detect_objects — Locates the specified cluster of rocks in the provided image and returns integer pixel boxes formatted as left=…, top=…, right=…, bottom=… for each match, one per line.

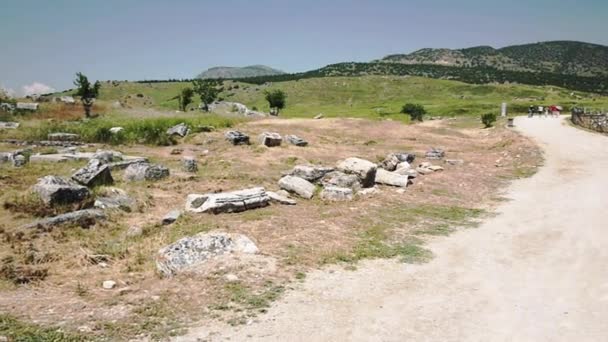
left=225, top=130, right=308, bottom=147
left=0, top=148, right=30, bottom=168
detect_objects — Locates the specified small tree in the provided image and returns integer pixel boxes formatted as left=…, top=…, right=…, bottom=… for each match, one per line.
left=74, top=72, right=101, bottom=118
left=177, top=87, right=194, bottom=111
left=401, top=103, right=426, bottom=122
left=481, top=113, right=497, bottom=128
left=264, top=90, right=286, bottom=115
left=192, top=79, right=223, bottom=111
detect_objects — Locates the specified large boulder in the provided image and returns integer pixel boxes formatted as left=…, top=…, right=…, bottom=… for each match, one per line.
left=156, top=232, right=258, bottom=277
left=320, top=171, right=361, bottom=191
left=186, top=187, right=270, bottom=214
left=72, top=159, right=113, bottom=187
left=336, top=157, right=377, bottom=188
left=166, top=123, right=190, bottom=137
left=258, top=132, right=282, bottom=147
left=278, top=176, right=315, bottom=199
left=32, top=176, right=90, bottom=206
left=375, top=169, right=409, bottom=187
left=288, top=165, right=334, bottom=183
left=124, top=163, right=169, bottom=182
left=224, top=131, right=250, bottom=145
left=320, top=186, right=353, bottom=201
left=285, top=135, right=308, bottom=147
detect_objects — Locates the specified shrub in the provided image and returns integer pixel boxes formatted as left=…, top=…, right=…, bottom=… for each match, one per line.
left=481, top=113, right=497, bottom=128
left=264, top=90, right=287, bottom=114
left=400, top=103, right=426, bottom=121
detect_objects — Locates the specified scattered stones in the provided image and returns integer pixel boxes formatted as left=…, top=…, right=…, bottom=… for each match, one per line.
left=445, top=159, right=464, bottom=166
left=124, top=163, right=170, bottom=182
left=379, top=153, right=416, bottom=171
left=12, top=154, right=26, bottom=167
left=313, top=113, right=324, bottom=119
left=267, top=191, right=297, bottom=205
left=32, top=176, right=90, bottom=206
left=47, top=133, right=80, bottom=141
left=162, top=210, right=181, bottom=225
left=156, top=232, right=259, bottom=277
left=21, top=209, right=106, bottom=229
left=225, top=131, right=250, bottom=145
left=320, top=186, right=353, bottom=201
left=186, top=187, right=270, bottom=214
left=182, top=156, right=198, bottom=173
left=288, top=165, right=334, bottom=182
left=320, top=171, right=361, bottom=191
left=94, top=187, right=136, bottom=212
left=336, top=157, right=377, bottom=188
left=278, top=176, right=315, bottom=199
left=102, top=280, right=117, bottom=289
left=358, top=186, right=380, bottom=196
left=109, top=127, right=124, bottom=134
left=166, top=123, right=190, bottom=137
left=286, top=135, right=308, bottom=147
left=72, top=159, right=114, bottom=187
left=375, top=169, right=409, bottom=187
left=425, top=148, right=445, bottom=160
left=0, top=121, right=19, bottom=129
left=258, top=132, right=282, bottom=147
left=92, top=150, right=122, bottom=163
left=416, top=162, right=442, bottom=174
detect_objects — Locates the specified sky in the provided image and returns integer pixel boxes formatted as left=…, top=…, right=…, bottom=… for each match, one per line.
left=1, top=0, right=607, bottom=95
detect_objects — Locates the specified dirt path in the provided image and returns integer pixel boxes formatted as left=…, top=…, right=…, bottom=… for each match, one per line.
left=177, top=117, right=608, bottom=342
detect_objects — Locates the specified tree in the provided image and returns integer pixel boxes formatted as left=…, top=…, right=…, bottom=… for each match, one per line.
left=400, top=103, right=426, bottom=122
left=74, top=72, right=101, bottom=118
left=481, top=113, right=497, bottom=128
left=192, top=79, right=223, bottom=111
left=176, top=87, right=194, bottom=111
left=264, top=89, right=286, bottom=115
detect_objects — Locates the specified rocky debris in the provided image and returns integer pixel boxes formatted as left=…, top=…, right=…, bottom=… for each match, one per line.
left=225, top=131, right=250, bottom=145
left=287, top=165, right=334, bottom=183
left=267, top=191, right=297, bottom=205
left=102, top=280, right=117, bottom=289
left=258, top=132, right=282, bottom=147
left=108, top=158, right=148, bottom=170
left=336, top=157, right=377, bottom=188
left=166, top=123, right=190, bottom=137
left=94, top=188, right=136, bottom=212
left=92, top=150, right=122, bottom=163
left=126, top=225, right=143, bottom=237
left=48, top=133, right=80, bottom=141
left=425, top=148, right=445, bottom=160
left=313, top=113, right=324, bottom=119
left=162, top=210, right=181, bottom=225
left=21, top=209, right=106, bottom=229
left=428, top=165, right=444, bottom=171
left=32, top=176, right=90, bottom=206
left=124, top=163, right=169, bottom=182
left=0, top=152, right=11, bottom=163
left=286, top=135, right=308, bottom=147
left=1, top=139, right=84, bottom=147
left=320, top=171, right=361, bottom=191
left=375, top=169, right=409, bottom=187
left=445, top=159, right=464, bottom=166
left=278, top=176, right=315, bottom=199
left=416, top=166, right=434, bottom=175
left=72, top=159, right=113, bottom=187
left=109, top=127, right=124, bottom=134
left=0, top=122, right=19, bottom=129
left=358, top=186, right=380, bottom=196
left=12, top=155, right=26, bottom=167
left=320, top=186, right=353, bottom=201
left=182, top=156, right=198, bottom=173
left=379, top=153, right=416, bottom=171
left=186, top=187, right=270, bottom=214
left=416, top=162, right=443, bottom=174
left=156, top=232, right=259, bottom=277
left=170, top=148, right=183, bottom=155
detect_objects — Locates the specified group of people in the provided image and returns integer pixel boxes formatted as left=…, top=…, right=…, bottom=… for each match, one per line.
left=528, top=105, right=562, bottom=118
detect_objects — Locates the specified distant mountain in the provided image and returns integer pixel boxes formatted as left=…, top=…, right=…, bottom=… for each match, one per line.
left=380, top=41, right=608, bottom=77
left=197, top=65, right=286, bottom=79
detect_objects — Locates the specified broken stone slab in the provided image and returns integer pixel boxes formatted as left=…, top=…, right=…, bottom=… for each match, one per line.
left=32, top=175, right=90, bottom=206
left=107, top=158, right=148, bottom=170
left=428, top=165, right=444, bottom=171
left=109, top=127, right=124, bottom=134
left=320, top=171, right=361, bottom=191
left=185, top=187, right=270, bottom=214
left=156, top=232, right=258, bottom=277
left=12, top=155, right=26, bottom=167
left=375, top=169, right=409, bottom=187
left=94, top=187, right=136, bottom=212
left=167, top=123, right=190, bottom=137
left=0, top=152, right=12, bottom=163
left=285, top=135, right=308, bottom=147
left=287, top=165, right=334, bottom=183
left=379, top=153, right=416, bottom=171
left=320, top=186, right=353, bottom=201
left=0, top=122, right=20, bottom=129
left=124, top=163, right=170, bottom=182
left=224, top=131, right=250, bottom=145
left=313, top=113, right=324, bottom=119
left=267, top=191, right=297, bottom=205
left=48, top=133, right=80, bottom=141
left=278, top=176, right=315, bottom=199
left=92, top=150, right=123, bottom=163
left=162, top=210, right=181, bottom=225
left=416, top=167, right=434, bottom=175
left=336, top=157, right=377, bottom=188
left=425, top=148, right=445, bottom=160
left=72, top=159, right=114, bottom=187
left=21, top=209, right=106, bottom=229
left=396, top=168, right=418, bottom=178
left=445, top=159, right=464, bottom=166
left=258, top=132, right=282, bottom=147
left=182, top=156, right=198, bottom=173
left=29, top=154, right=70, bottom=163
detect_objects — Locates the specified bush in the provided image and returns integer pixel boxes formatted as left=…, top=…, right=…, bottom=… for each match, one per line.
left=401, top=103, right=426, bottom=121
left=481, top=113, right=497, bottom=128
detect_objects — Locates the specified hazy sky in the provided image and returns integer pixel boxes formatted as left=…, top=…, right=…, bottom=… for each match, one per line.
left=1, top=0, right=607, bottom=95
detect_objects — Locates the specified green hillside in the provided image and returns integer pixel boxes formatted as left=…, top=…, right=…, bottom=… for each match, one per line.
left=197, top=65, right=285, bottom=79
